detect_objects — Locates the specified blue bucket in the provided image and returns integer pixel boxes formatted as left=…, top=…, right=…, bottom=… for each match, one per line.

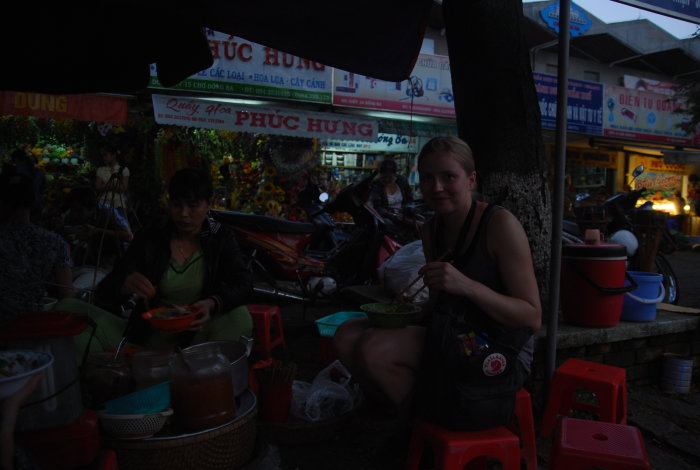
left=621, top=271, right=665, bottom=322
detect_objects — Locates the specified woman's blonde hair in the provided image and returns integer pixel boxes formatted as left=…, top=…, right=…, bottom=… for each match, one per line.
left=417, top=136, right=475, bottom=174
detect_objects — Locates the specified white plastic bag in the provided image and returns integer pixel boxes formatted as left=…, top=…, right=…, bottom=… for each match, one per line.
left=377, top=240, right=428, bottom=303
left=290, top=360, right=358, bottom=422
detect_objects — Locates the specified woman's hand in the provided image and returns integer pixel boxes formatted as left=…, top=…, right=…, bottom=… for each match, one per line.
left=120, top=272, right=156, bottom=299
left=189, top=299, right=216, bottom=331
left=419, top=261, right=472, bottom=298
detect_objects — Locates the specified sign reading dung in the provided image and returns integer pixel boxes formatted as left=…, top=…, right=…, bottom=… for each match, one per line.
left=534, top=73, right=603, bottom=135
left=603, top=85, right=692, bottom=145
left=332, top=54, right=455, bottom=118
left=150, top=30, right=333, bottom=104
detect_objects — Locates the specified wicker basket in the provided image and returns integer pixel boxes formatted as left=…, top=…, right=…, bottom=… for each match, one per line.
left=105, top=390, right=257, bottom=470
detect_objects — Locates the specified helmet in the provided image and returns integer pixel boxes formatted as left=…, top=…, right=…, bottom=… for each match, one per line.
left=608, top=230, right=638, bottom=257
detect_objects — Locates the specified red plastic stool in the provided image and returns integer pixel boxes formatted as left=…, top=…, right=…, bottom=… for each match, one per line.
left=550, top=417, right=651, bottom=469
left=540, top=358, right=627, bottom=438
left=248, top=304, right=286, bottom=358
left=509, top=389, right=538, bottom=470
left=319, top=336, right=336, bottom=365
left=97, top=449, right=120, bottom=470
left=405, top=421, right=521, bottom=470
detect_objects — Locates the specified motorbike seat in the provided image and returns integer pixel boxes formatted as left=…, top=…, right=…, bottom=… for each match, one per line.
left=563, top=219, right=582, bottom=237
left=212, top=210, right=317, bottom=234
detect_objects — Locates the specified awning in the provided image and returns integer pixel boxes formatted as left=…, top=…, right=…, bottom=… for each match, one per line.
left=0, top=1, right=433, bottom=94
left=0, top=91, right=128, bottom=125
left=152, top=94, right=378, bottom=141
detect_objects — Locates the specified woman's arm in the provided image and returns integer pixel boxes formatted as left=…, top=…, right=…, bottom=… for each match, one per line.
left=53, top=265, right=75, bottom=299
left=94, top=171, right=106, bottom=191
left=419, top=210, right=541, bottom=331
left=1, top=374, right=44, bottom=470
left=119, top=172, right=129, bottom=195
left=369, top=180, right=390, bottom=217
left=204, top=228, right=252, bottom=313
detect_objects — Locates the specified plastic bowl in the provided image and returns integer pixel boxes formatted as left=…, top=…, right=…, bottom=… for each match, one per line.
left=142, top=305, right=202, bottom=333
left=98, top=408, right=173, bottom=439
left=360, top=303, right=422, bottom=329
left=0, top=350, right=54, bottom=400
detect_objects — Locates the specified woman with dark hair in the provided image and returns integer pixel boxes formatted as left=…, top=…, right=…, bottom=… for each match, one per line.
left=94, top=142, right=130, bottom=230
left=370, top=158, right=413, bottom=221
left=0, top=167, right=73, bottom=321
left=61, top=166, right=253, bottom=354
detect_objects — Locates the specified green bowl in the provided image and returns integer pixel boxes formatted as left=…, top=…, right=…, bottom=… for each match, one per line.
left=359, top=303, right=422, bottom=329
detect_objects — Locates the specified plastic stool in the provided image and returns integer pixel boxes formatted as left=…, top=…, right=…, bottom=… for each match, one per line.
left=405, top=421, right=521, bottom=470
left=248, top=304, right=286, bottom=358
left=97, top=450, right=119, bottom=470
left=509, top=389, right=538, bottom=470
left=540, top=358, right=627, bottom=438
left=550, top=417, right=651, bottom=469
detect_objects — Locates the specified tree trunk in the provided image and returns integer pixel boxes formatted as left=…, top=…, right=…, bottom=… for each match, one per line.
left=443, top=0, right=552, bottom=311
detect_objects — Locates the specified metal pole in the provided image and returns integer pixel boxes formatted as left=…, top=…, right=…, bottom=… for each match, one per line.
left=546, top=0, right=571, bottom=384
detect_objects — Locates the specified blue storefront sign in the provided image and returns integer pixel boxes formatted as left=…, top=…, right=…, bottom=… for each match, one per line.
left=534, top=72, right=604, bottom=135
left=616, top=1, right=700, bottom=24
left=540, top=1, right=593, bottom=36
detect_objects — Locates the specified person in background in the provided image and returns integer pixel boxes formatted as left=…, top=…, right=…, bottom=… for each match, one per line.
left=59, top=166, right=253, bottom=355
left=0, top=167, right=74, bottom=322
left=370, top=158, right=419, bottom=243
left=11, top=148, right=46, bottom=220
left=61, top=186, right=133, bottom=267
left=94, top=142, right=130, bottom=230
left=370, top=158, right=413, bottom=222
left=334, top=136, right=541, bottom=431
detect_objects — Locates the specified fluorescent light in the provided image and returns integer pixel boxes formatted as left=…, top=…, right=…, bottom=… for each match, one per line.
left=359, top=111, right=437, bottom=123
left=196, top=97, right=272, bottom=106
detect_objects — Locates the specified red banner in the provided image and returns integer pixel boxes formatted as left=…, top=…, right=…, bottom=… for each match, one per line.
left=0, top=91, right=127, bottom=124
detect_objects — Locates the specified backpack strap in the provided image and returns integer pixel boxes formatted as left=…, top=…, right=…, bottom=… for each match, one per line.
left=453, top=204, right=498, bottom=268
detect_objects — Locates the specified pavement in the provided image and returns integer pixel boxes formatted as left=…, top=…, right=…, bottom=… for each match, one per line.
left=243, top=250, right=700, bottom=470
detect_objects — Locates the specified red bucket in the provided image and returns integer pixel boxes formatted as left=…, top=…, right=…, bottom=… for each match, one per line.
left=561, top=243, right=630, bottom=328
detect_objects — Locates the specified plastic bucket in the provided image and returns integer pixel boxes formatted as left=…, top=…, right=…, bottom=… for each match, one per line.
left=661, top=353, right=693, bottom=393
left=561, top=243, right=633, bottom=328
left=621, top=271, right=665, bottom=322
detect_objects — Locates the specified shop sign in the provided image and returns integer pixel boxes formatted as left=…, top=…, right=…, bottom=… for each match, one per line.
left=632, top=154, right=687, bottom=176
left=150, top=30, right=332, bottom=104
left=321, top=133, right=418, bottom=153
left=623, top=75, right=676, bottom=96
left=152, top=94, right=377, bottom=141
left=332, top=53, right=455, bottom=118
left=0, top=91, right=127, bottom=125
left=615, top=1, right=700, bottom=24
left=540, top=1, right=592, bottom=37
left=663, top=150, right=700, bottom=165
left=534, top=73, right=603, bottom=135
left=378, top=119, right=458, bottom=138
left=603, top=85, right=692, bottom=145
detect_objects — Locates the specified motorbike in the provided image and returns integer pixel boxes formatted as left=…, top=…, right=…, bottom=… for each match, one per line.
left=212, top=171, right=403, bottom=302
left=563, top=166, right=680, bottom=304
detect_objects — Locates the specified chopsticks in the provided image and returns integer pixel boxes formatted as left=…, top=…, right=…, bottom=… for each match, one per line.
left=395, top=249, right=452, bottom=303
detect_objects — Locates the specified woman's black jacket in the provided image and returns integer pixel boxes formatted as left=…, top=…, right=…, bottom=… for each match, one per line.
left=95, top=217, right=252, bottom=314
